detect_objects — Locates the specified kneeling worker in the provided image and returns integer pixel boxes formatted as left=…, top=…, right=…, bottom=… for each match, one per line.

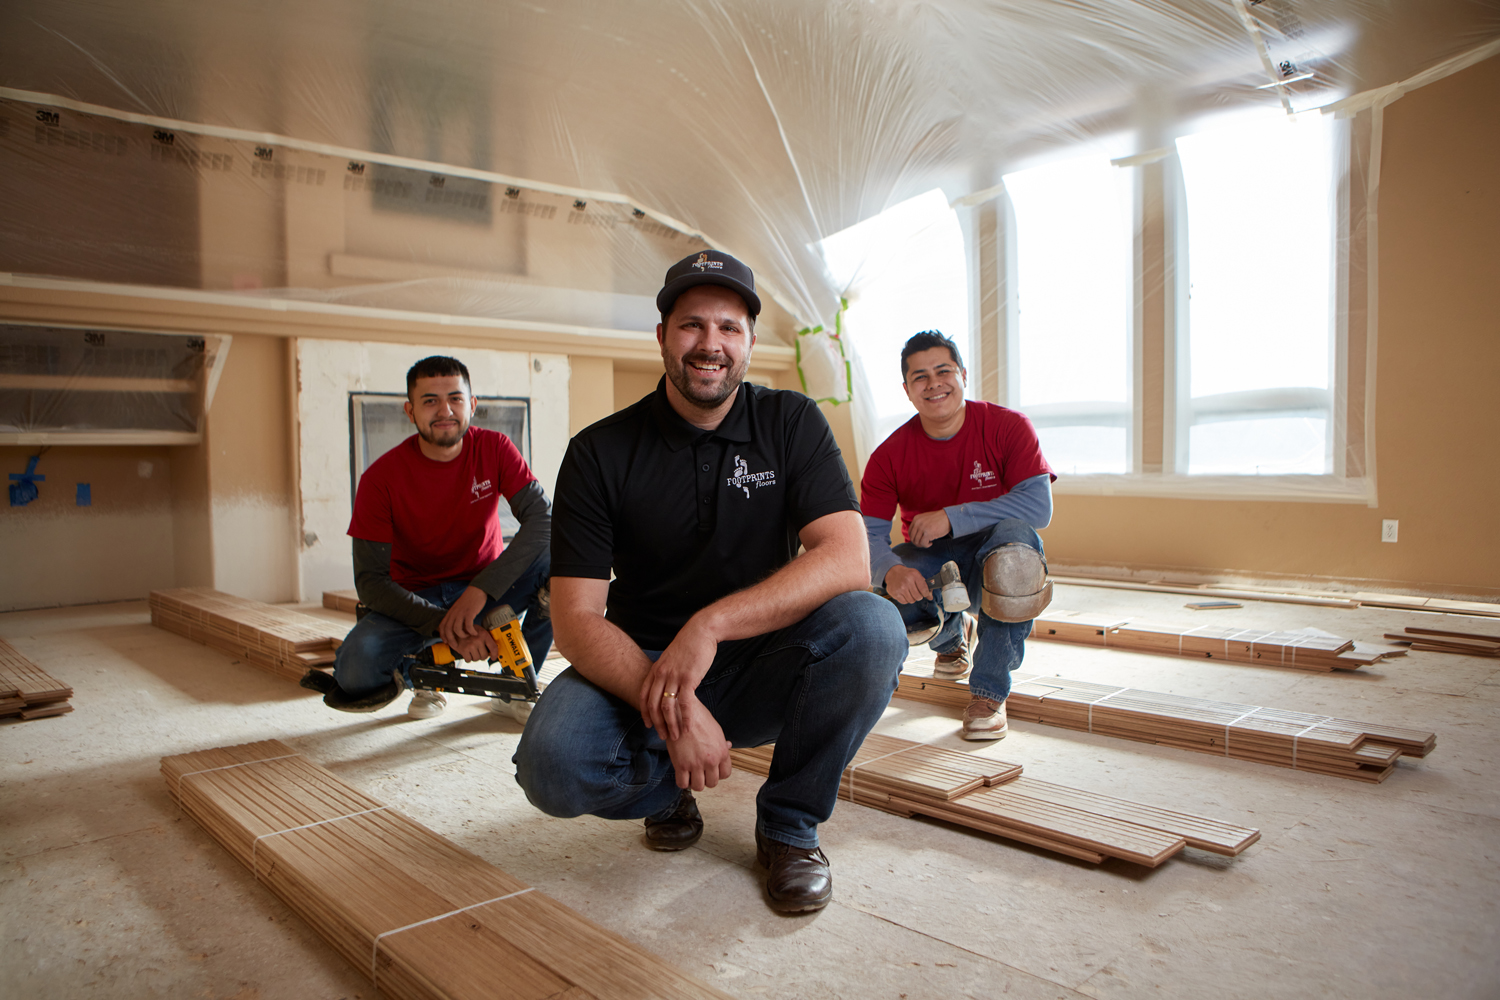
left=861, top=331, right=1055, bottom=740
left=513, top=249, right=907, bottom=914
left=310, top=355, right=553, bottom=719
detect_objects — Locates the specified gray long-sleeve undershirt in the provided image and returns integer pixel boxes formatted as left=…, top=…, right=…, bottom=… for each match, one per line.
left=864, top=472, right=1053, bottom=588
left=351, top=479, right=552, bottom=635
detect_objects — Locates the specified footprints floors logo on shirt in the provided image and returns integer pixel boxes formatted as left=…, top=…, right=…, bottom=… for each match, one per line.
left=470, top=475, right=495, bottom=503
left=727, top=454, right=776, bottom=498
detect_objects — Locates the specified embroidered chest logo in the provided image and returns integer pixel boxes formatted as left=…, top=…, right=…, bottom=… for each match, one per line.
left=727, top=454, right=776, bottom=498
left=470, top=476, right=495, bottom=503
left=969, top=461, right=997, bottom=488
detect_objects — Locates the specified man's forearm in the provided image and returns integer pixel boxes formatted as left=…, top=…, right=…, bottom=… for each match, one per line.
left=468, top=480, right=551, bottom=599
left=863, top=514, right=903, bottom=588
left=945, top=473, right=1053, bottom=537
left=550, top=577, right=654, bottom=704
left=351, top=539, right=446, bottom=635
left=689, top=509, right=869, bottom=647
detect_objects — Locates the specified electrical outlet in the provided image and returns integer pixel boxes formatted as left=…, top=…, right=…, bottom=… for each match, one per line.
left=1382, top=519, right=1399, bottom=543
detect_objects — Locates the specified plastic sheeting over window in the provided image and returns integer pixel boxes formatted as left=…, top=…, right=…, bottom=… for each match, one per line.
left=0, top=1, right=1495, bottom=498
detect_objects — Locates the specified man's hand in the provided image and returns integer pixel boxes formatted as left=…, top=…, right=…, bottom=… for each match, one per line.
left=909, top=509, right=952, bottom=548
left=640, top=617, right=717, bottom=740
left=451, top=631, right=498, bottom=663
left=884, top=564, right=933, bottom=605
left=440, top=586, right=498, bottom=661
left=663, top=697, right=733, bottom=790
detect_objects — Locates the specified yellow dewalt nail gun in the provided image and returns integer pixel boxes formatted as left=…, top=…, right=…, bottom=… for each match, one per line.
left=404, top=604, right=541, bottom=709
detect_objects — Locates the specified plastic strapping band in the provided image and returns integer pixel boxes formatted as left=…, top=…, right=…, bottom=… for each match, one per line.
left=845, top=745, right=923, bottom=804
left=251, top=806, right=392, bottom=873
left=1222, top=707, right=1262, bottom=756
left=1087, top=688, right=1126, bottom=733
left=174, top=753, right=305, bottom=796
left=371, top=888, right=536, bottom=984
left=1290, top=718, right=1331, bottom=770
left=1223, top=629, right=1257, bottom=659
left=1283, top=632, right=1315, bottom=666
left=1179, top=625, right=1212, bottom=657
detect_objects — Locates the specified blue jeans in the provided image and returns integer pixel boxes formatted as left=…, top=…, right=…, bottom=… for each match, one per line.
left=891, top=518, right=1043, bottom=702
left=332, top=551, right=553, bottom=697
left=512, top=589, right=906, bottom=849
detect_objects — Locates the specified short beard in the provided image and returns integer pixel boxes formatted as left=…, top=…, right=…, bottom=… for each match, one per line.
left=664, top=351, right=748, bottom=410
left=417, top=420, right=468, bottom=449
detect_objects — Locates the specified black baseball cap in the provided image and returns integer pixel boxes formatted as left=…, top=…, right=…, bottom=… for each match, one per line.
left=656, top=249, right=762, bottom=318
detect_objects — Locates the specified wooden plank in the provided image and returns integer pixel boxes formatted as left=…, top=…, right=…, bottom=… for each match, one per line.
left=162, top=740, right=734, bottom=1000
left=0, top=636, right=73, bottom=720
left=732, top=733, right=1251, bottom=869
left=151, top=588, right=345, bottom=682
left=893, top=668, right=1435, bottom=779
left=323, top=590, right=361, bottom=615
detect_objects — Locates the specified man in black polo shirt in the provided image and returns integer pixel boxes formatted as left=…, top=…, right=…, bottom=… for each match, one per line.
left=514, top=249, right=906, bottom=914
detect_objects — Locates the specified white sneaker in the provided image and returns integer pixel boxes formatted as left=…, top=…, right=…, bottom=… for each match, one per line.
left=407, top=690, right=447, bottom=719
left=491, top=698, right=535, bottom=724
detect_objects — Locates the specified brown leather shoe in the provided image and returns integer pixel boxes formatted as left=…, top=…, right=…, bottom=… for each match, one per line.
left=961, top=696, right=1008, bottom=740
left=933, top=612, right=977, bottom=680
left=643, top=790, right=703, bottom=851
left=755, top=828, right=832, bottom=913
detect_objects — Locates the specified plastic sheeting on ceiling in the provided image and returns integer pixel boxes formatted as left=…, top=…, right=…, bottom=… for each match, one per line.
left=2, top=0, right=1497, bottom=336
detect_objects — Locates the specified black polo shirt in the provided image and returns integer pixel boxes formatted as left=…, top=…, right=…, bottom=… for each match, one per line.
left=552, top=378, right=858, bottom=650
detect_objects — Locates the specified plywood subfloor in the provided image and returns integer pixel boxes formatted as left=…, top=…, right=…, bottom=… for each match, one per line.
left=3, top=585, right=1499, bottom=1000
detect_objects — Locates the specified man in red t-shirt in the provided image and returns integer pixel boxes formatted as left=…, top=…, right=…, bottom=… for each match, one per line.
left=861, top=331, right=1056, bottom=740
left=305, top=355, right=552, bottom=720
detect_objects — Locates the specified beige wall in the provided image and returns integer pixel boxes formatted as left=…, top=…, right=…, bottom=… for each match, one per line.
left=1042, top=55, right=1500, bottom=599
left=0, top=445, right=177, bottom=610
left=206, top=334, right=299, bottom=602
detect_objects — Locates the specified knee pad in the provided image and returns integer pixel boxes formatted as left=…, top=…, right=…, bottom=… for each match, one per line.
left=980, top=543, right=1053, bottom=623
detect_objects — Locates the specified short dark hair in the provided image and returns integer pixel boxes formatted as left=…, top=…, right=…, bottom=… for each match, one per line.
left=900, top=331, right=964, bottom=380
left=406, top=356, right=472, bottom=397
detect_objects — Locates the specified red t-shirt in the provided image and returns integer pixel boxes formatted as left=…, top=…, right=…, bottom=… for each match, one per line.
left=347, top=427, right=535, bottom=591
left=860, top=401, right=1054, bottom=542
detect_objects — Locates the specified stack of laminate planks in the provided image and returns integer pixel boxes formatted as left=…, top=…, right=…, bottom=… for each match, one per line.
left=1031, top=610, right=1405, bottom=671
left=150, top=588, right=345, bottom=682
left=1384, top=626, right=1500, bottom=658
left=1052, top=574, right=1500, bottom=618
left=162, top=740, right=733, bottom=1000
left=322, top=589, right=361, bottom=614
left=0, top=637, right=73, bottom=721
left=895, top=669, right=1435, bottom=782
left=731, top=733, right=1258, bottom=867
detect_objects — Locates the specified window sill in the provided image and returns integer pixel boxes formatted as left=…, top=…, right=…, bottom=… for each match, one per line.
left=1052, top=473, right=1375, bottom=505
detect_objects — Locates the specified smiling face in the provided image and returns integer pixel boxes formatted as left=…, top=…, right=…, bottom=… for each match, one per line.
left=657, top=284, right=756, bottom=414
left=902, top=345, right=967, bottom=427
left=404, top=374, right=475, bottom=450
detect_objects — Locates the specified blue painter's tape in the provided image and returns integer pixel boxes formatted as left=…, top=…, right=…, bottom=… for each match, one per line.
left=77, top=483, right=92, bottom=506
left=9, top=454, right=44, bottom=506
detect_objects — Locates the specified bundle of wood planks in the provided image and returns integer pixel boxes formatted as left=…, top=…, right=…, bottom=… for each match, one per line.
left=0, top=637, right=73, bottom=721
left=162, top=740, right=733, bottom=1000
left=322, top=589, right=361, bottom=615
left=1053, top=574, right=1500, bottom=618
left=731, top=732, right=1258, bottom=867
left=895, top=670, right=1435, bottom=782
left=1031, top=609, right=1405, bottom=671
left=1383, top=626, right=1500, bottom=658
left=150, top=588, right=346, bottom=682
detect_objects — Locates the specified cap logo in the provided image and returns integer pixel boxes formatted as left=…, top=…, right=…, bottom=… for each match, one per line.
left=691, top=252, right=723, bottom=272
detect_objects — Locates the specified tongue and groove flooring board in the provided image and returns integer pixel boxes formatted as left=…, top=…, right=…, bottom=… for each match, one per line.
left=0, top=636, right=74, bottom=721
left=161, top=740, right=734, bottom=1000
left=894, top=669, right=1435, bottom=782
left=729, top=734, right=1256, bottom=867
left=1030, top=610, right=1405, bottom=671
left=323, top=590, right=362, bottom=615
left=1049, top=574, right=1500, bottom=618
left=150, top=588, right=345, bottom=682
